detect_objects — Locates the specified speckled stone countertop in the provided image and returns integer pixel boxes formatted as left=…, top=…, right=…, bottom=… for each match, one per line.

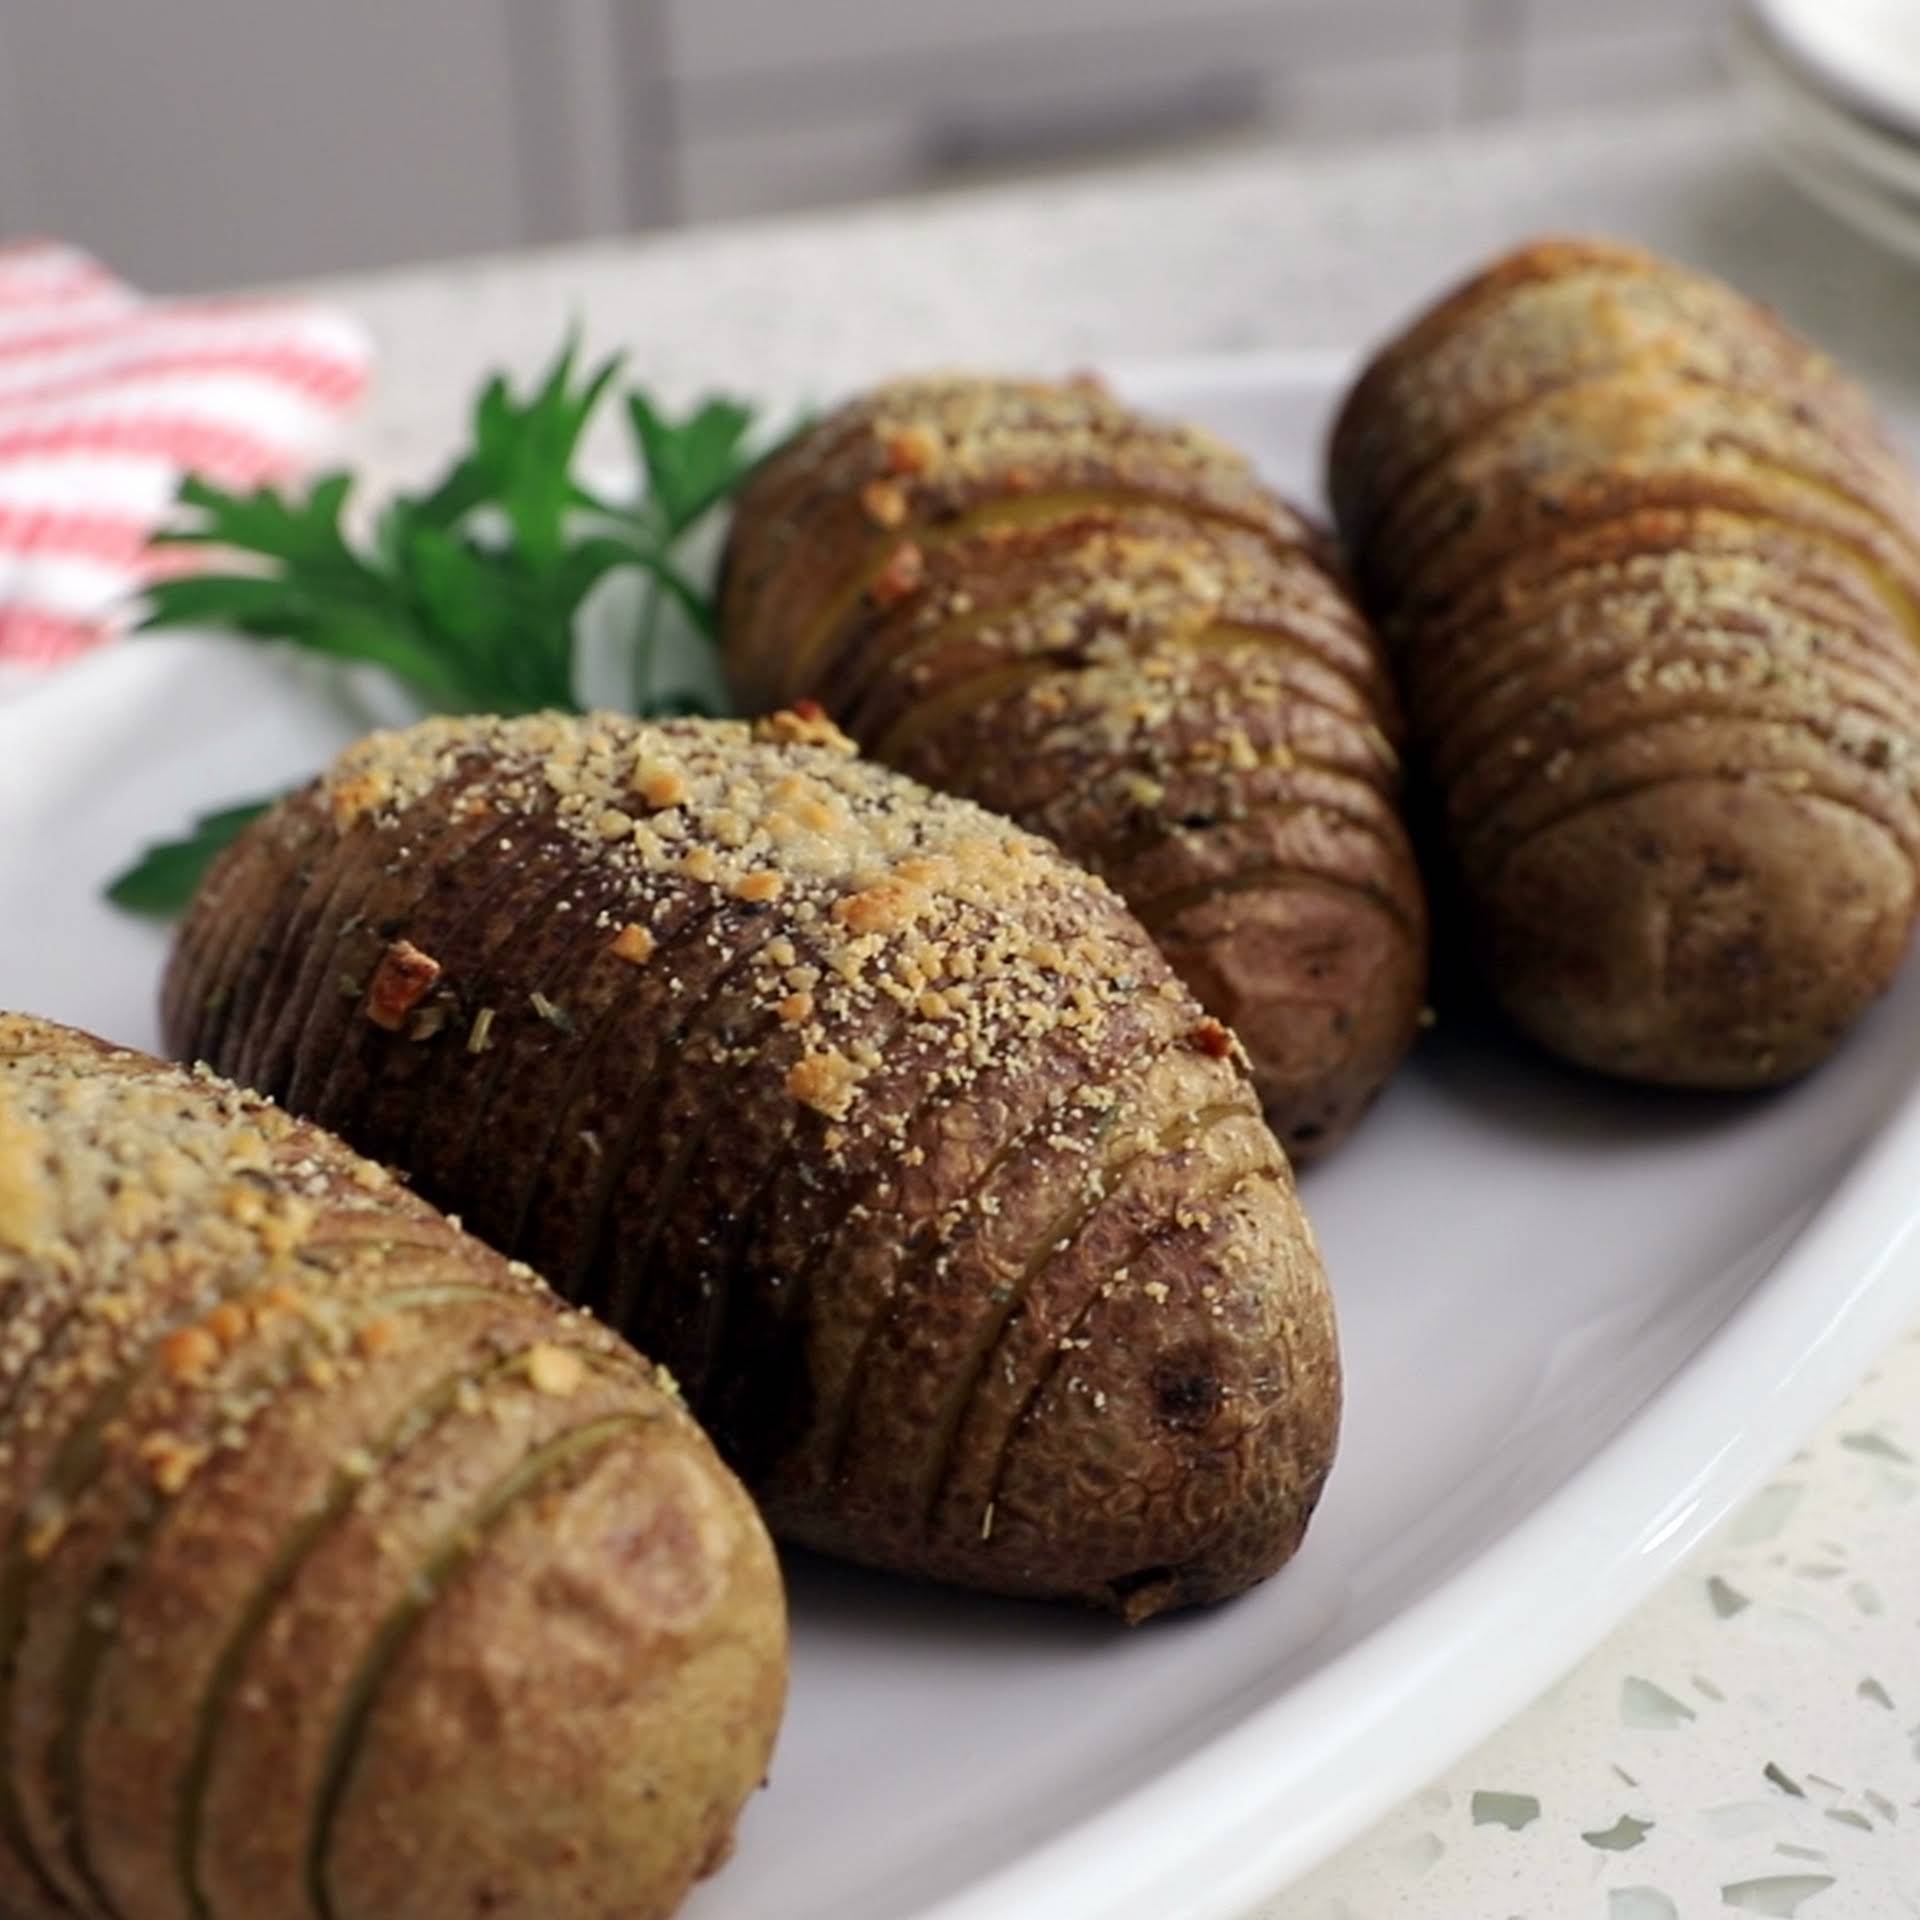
left=292, top=98, right=1920, bottom=1919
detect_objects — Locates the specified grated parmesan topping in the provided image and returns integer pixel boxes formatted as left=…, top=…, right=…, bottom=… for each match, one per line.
left=314, top=709, right=1196, bottom=1134
left=0, top=1016, right=639, bottom=1507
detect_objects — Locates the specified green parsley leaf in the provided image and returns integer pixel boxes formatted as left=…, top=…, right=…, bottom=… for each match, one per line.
left=137, top=339, right=762, bottom=718
left=105, top=797, right=283, bottom=916
left=113, top=338, right=775, bottom=917
left=628, top=392, right=758, bottom=538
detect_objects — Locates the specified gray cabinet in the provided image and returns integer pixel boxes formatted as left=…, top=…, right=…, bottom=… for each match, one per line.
left=0, top=0, right=534, bottom=289
left=0, top=0, right=1730, bottom=291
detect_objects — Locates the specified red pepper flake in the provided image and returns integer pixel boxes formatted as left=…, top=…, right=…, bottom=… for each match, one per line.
left=366, top=940, right=442, bottom=1032
left=1187, top=1018, right=1235, bottom=1060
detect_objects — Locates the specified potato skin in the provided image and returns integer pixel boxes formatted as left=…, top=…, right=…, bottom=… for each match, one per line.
left=0, top=1014, right=785, bottom=1920
left=164, top=711, right=1342, bottom=1619
left=1330, top=238, right=1920, bottom=1085
left=721, top=376, right=1427, bottom=1161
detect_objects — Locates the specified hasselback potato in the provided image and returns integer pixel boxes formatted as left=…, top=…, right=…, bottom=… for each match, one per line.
left=1331, top=237, right=1920, bottom=1086
left=164, top=710, right=1341, bottom=1620
left=0, top=1014, right=785, bottom=1920
left=721, top=375, right=1428, bottom=1160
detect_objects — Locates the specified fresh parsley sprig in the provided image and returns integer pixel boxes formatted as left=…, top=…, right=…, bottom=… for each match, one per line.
left=105, top=800, right=276, bottom=914
left=107, top=339, right=764, bottom=915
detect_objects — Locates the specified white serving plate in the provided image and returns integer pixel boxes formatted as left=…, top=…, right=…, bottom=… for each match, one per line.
left=5, top=354, right=1920, bottom=1920
left=1733, top=7, right=1920, bottom=266
left=1747, top=0, right=1920, bottom=147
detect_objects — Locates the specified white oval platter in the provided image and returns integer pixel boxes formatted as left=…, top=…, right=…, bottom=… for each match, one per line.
left=2, top=353, right=1918, bottom=1920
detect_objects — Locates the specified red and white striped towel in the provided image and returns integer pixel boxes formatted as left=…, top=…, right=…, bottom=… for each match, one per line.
left=0, top=240, right=370, bottom=682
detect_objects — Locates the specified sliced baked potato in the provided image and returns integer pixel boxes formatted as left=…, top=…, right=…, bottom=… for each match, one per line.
left=1331, top=237, right=1920, bottom=1085
left=0, top=1013, right=785, bottom=1920
left=722, top=375, right=1428, bottom=1159
left=164, top=710, right=1342, bottom=1620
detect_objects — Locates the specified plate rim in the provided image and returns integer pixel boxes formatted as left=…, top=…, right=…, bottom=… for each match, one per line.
left=912, top=1074, right=1920, bottom=1920
left=1744, top=89, right=1920, bottom=268
left=1746, top=0, right=1920, bottom=147
left=1735, top=10, right=1920, bottom=198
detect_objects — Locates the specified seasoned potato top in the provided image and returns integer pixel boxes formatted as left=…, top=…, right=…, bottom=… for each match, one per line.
left=723, top=373, right=1427, bottom=1160
left=0, top=1016, right=787, bottom=1920
left=2, top=1015, right=415, bottom=1259
left=169, top=713, right=1341, bottom=1617
left=0, top=1019, right=519, bottom=1496
left=838, top=512, right=1398, bottom=769
left=315, top=707, right=1243, bottom=1128
left=1330, top=235, right=1920, bottom=1089
left=749, top=372, right=1309, bottom=533
left=723, top=374, right=1327, bottom=702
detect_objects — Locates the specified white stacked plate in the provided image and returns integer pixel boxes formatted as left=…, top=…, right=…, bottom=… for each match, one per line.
left=1735, top=0, right=1920, bottom=260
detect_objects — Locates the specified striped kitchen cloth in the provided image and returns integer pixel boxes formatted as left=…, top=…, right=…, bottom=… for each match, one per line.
left=0, top=240, right=370, bottom=681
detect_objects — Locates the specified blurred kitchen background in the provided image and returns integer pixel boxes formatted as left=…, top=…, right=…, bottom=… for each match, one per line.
left=0, top=0, right=1734, bottom=293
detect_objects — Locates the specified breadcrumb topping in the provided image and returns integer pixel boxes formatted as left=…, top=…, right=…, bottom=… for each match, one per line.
left=609, top=923, right=656, bottom=966
left=848, top=374, right=1284, bottom=520
left=0, top=1014, right=671, bottom=1529
left=315, top=709, right=1194, bottom=1134
left=525, top=1342, right=586, bottom=1397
